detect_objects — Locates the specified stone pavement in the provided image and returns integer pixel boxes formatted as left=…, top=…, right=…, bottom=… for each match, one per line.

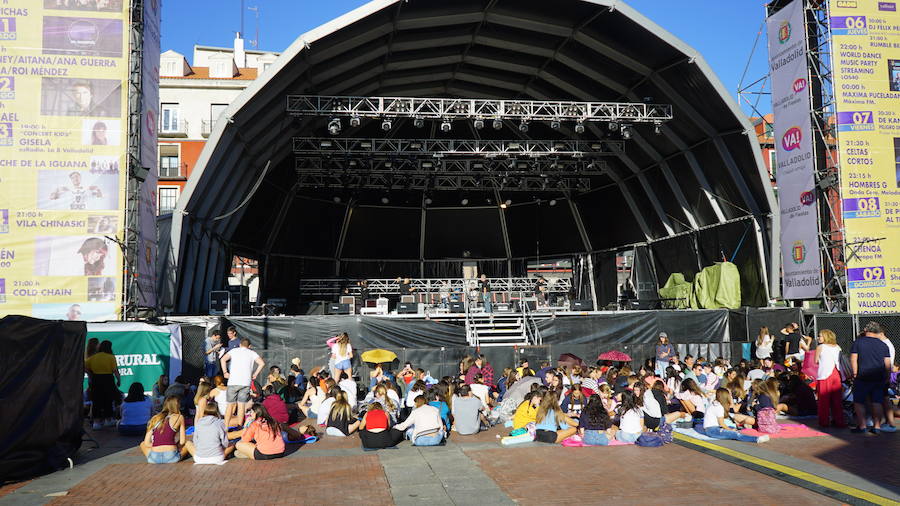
left=2, top=423, right=898, bottom=505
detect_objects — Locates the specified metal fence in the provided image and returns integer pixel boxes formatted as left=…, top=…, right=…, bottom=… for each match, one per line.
left=812, top=313, right=900, bottom=356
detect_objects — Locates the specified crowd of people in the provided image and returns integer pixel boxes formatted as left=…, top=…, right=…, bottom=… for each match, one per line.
left=81, top=321, right=899, bottom=464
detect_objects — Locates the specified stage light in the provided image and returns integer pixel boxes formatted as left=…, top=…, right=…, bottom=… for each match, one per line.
left=492, top=118, right=503, bottom=130
left=519, top=121, right=529, bottom=133
left=381, top=196, right=390, bottom=204
left=654, top=122, right=662, bottom=135
left=441, top=120, right=452, bottom=133
left=505, top=199, right=512, bottom=206
left=549, top=199, right=557, bottom=206
left=474, top=119, right=484, bottom=130
left=424, top=197, right=433, bottom=205
left=574, top=121, right=585, bottom=134
left=413, top=117, right=424, bottom=128
left=333, top=196, right=342, bottom=203
left=381, top=119, right=392, bottom=131
left=327, top=118, right=341, bottom=135
left=621, top=124, right=632, bottom=140
left=349, top=116, right=361, bottom=127
left=461, top=198, right=469, bottom=206
left=550, top=119, right=561, bottom=130
left=500, top=203, right=508, bottom=209
left=608, top=121, right=619, bottom=131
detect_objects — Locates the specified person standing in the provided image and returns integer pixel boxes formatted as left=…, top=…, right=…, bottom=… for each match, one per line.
left=782, top=322, right=811, bottom=365
left=850, top=322, right=892, bottom=434
left=224, top=326, right=240, bottom=351
left=204, top=330, right=222, bottom=378
left=534, top=276, right=548, bottom=308
left=876, top=328, right=897, bottom=432
left=814, top=329, right=845, bottom=428
left=655, top=332, right=674, bottom=377
left=220, top=338, right=265, bottom=430
left=756, top=327, right=774, bottom=360
left=84, top=340, right=120, bottom=430
left=478, top=274, right=492, bottom=313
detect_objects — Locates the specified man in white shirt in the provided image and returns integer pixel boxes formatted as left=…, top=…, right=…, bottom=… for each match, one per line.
left=220, top=338, right=264, bottom=429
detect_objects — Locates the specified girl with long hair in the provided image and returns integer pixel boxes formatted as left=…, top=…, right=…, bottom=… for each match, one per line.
left=299, top=376, right=325, bottom=420
left=368, top=383, right=399, bottom=421
left=118, top=382, right=151, bottom=435
left=756, top=327, right=774, bottom=359
left=579, top=394, right=613, bottom=445
left=814, top=329, right=846, bottom=428
left=359, top=401, right=404, bottom=449
left=533, top=390, right=578, bottom=443
left=151, top=374, right=169, bottom=411
left=675, top=378, right=707, bottom=417
left=561, top=384, right=587, bottom=420
left=426, top=388, right=451, bottom=430
left=703, top=388, right=769, bottom=443
left=750, top=379, right=782, bottom=434
left=325, top=391, right=360, bottom=436
left=140, top=396, right=187, bottom=463
left=596, top=383, right=618, bottom=416
left=211, top=375, right=229, bottom=418
left=330, top=333, right=353, bottom=380
left=236, top=403, right=285, bottom=460
left=193, top=382, right=214, bottom=426
left=185, top=400, right=233, bottom=464
left=614, top=390, right=644, bottom=443
left=512, top=391, right=544, bottom=430
left=393, top=395, right=445, bottom=446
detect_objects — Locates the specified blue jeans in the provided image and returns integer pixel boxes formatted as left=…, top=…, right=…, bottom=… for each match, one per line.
left=147, top=450, right=181, bottom=464
left=616, top=431, right=641, bottom=443
left=405, top=427, right=444, bottom=446
left=582, top=430, right=609, bottom=446
left=704, top=426, right=759, bottom=443
left=482, top=293, right=492, bottom=313
left=654, top=360, right=667, bottom=377
left=205, top=361, right=218, bottom=378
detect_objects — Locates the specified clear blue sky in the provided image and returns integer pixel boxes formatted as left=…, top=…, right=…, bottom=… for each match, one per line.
left=162, top=0, right=771, bottom=114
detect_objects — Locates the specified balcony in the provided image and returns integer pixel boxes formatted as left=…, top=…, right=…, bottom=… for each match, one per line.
left=159, top=119, right=189, bottom=138
left=201, top=119, right=220, bottom=137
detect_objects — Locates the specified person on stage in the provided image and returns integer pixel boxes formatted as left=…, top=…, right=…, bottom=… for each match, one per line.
left=478, top=274, right=492, bottom=313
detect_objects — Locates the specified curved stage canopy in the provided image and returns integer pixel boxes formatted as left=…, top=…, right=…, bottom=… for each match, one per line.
left=165, top=0, right=778, bottom=314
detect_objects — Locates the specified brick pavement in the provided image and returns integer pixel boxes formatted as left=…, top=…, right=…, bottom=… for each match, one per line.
left=466, top=445, right=841, bottom=505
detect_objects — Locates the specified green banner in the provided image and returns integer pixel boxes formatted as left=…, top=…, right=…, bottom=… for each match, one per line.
left=85, top=323, right=173, bottom=394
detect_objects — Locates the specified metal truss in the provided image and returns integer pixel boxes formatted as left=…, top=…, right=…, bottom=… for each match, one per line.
left=292, top=137, right=625, bottom=157
left=295, top=172, right=591, bottom=192
left=286, top=95, right=673, bottom=123
left=294, top=157, right=606, bottom=174
left=298, top=278, right=572, bottom=297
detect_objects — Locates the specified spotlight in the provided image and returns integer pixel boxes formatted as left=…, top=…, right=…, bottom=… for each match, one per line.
left=549, top=199, right=557, bottom=206
left=574, top=121, right=585, bottom=134
left=500, top=203, right=508, bottom=209
left=333, top=196, right=342, bottom=203
left=608, top=121, right=619, bottom=131
left=621, top=124, right=632, bottom=140
left=381, top=196, right=390, bottom=204
left=381, top=119, right=392, bottom=131
left=519, top=121, right=529, bottom=133
left=327, top=118, right=341, bottom=135
left=424, top=197, right=433, bottom=205
left=461, top=198, right=469, bottom=206
left=349, top=116, right=361, bottom=127
left=441, top=120, right=452, bottom=133
left=492, top=118, right=503, bottom=130
left=505, top=199, right=512, bottom=206
left=550, top=119, right=561, bottom=130
left=474, top=119, right=484, bottom=130
left=654, top=122, right=662, bottom=135
left=413, top=117, right=424, bottom=128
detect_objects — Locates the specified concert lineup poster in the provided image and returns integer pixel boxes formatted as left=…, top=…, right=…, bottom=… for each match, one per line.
left=0, top=2, right=129, bottom=321
left=830, top=0, right=900, bottom=313
left=767, top=0, right=825, bottom=299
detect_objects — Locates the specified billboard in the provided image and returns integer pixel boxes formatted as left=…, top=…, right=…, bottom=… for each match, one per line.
left=0, top=3, right=130, bottom=320
left=768, top=0, right=824, bottom=299
left=136, top=0, right=160, bottom=309
left=829, top=0, right=900, bottom=313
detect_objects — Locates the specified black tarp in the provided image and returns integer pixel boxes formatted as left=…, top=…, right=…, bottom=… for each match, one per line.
left=0, top=316, right=85, bottom=482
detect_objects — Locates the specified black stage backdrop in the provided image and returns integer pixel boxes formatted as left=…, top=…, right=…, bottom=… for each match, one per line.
left=0, top=316, right=85, bottom=481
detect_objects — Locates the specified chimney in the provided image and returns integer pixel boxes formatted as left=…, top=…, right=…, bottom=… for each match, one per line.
left=234, top=33, right=246, bottom=68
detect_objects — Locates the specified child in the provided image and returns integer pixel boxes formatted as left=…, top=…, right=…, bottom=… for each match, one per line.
left=236, top=403, right=285, bottom=460
left=614, top=390, right=644, bottom=443
left=325, top=391, right=360, bottom=436
left=533, top=391, right=578, bottom=444
left=561, top=384, right=587, bottom=420
left=703, top=388, right=769, bottom=443
left=751, top=379, right=781, bottom=434
left=512, top=391, right=543, bottom=430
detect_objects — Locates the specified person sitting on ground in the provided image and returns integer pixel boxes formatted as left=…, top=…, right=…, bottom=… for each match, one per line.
left=642, top=380, right=686, bottom=429
left=210, top=375, right=230, bottom=419
left=264, top=366, right=287, bottom=390
left=512, top=391, right=543, bottom=430
left=151, top=374, right=168, bottom=412
left=397, top=362, right=416, bottom=391
left=119, top=382, right=152, bottom=436
left=469, top=373, right=491, bottom=409
left=579, top=394, right=614, bottom=446
left=533, top=391, right=578, bottom=444
left=614, top=390, right=645, bottom=443
left=299, top=377, right=325, bottom=421
left=778, top=373, right=817, bottom=417
left=337, top=372, right=358, bottom=409
left=750, top=378, right=782, bottom=434
left=290, top=359, right=308, bottom=394
left=140, top=396, right=187, bottom=464
left=496, top=368, right=514, bottom=401
left=452, top=384, right=488, bottom=436
left=325, top=391, right=360, bottom=437
left=261, top=384, right=289, bottom=425
left=596, top=383, right=618, bottom=416
left=516, top=358, right=535, bottom=378
left=426, top=388, right=451, bottom=431
left=675, top=378, right=707, bottom=419
left=366, top=383, right=399, bottom=422
left=561, top=383, right=587, bottom=420
left=405, top=379, right=427, bottom=410
left=192, top=381, right=215, bottom=426
left=702, top=388, right=769, bottom=443
left=394, top=395, right=445, bottom=446
left=359, top=402, right=405, bottom=449
left=186, top=400, right=233, bottom=465
left=235, top=403, right=285, bottom=460
left=317, top=387, right=340, bottom=427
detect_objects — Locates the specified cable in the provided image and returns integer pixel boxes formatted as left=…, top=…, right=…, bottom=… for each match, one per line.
left=212, top=160, right=271, bottom=221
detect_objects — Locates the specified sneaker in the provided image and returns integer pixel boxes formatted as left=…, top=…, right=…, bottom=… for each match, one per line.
left=757, top=435, right=770, bottom=443
left=878, top=424, right=896, bottom=433
left=866, top=428, right=879, bottom=436
left=850, top=428, right=865, bottom=434
left=91, top=422, right=102, bottom=430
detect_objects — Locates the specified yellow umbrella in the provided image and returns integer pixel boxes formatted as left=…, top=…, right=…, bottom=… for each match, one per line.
left=361, top=349, right=398, bottom=364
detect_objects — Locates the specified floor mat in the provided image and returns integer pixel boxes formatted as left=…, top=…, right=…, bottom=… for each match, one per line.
left=740, top=424, right=827, bottom=438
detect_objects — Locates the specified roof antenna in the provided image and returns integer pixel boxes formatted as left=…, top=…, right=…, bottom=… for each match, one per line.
left=247, top=5, right=260, bottom=49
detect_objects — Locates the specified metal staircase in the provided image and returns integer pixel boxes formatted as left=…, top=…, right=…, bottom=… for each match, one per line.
left=465, top=298, right=543, bottom=347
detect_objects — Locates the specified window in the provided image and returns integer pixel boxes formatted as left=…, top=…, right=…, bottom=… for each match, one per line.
left=159, top=155, right=179, bottom=178
left=262, top=62, right=272, bottom=72
left=158, top=187, right=178, bottom=214
left=768, top=150, right=777, bottom=180
left=160, top=104, right=179, bottom=132
left=210, top=103, right=227, bottom=124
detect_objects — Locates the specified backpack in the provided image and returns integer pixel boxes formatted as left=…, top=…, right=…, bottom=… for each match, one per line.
left=635, top=433, right=665, bottom=447
left=657, top=421, right=674, bottom=444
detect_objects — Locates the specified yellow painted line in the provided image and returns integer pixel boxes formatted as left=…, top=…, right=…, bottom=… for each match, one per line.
left=674, top=432, right=897, bottom=506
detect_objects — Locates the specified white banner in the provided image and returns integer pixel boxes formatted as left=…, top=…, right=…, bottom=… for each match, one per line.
left=767, top=0, right=823, bottom=299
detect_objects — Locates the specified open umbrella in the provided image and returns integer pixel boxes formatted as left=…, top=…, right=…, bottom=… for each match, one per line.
left=597, top=350, right=632, bottom=362
left=557, top=353, right=585, bottom=368
left=361, top=349, right=398, bottom=364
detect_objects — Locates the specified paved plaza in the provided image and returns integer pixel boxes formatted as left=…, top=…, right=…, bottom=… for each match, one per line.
left=1, top=423, right=898, bottom=506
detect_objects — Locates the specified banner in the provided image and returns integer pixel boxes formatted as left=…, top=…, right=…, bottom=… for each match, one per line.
left=829, top=0, right=900, bottom=313
left=86, top=321, right=182, bottom=394
left=136, top=0, right=160, bottom=309
left=767, top=0, right=824, bottom=299
left=0, top=2, right=130, bottom=320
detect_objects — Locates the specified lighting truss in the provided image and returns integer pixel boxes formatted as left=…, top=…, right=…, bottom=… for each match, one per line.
left=294, top=156, right=607, bottom=175
left=293, top=137, right=625, bottom=157
left=294, top=172, right=591, bottom=192
left=286, top=95, right=673, bottom=123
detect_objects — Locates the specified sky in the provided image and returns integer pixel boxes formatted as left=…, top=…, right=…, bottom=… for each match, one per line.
left=161, top=0, right=772, bottom=115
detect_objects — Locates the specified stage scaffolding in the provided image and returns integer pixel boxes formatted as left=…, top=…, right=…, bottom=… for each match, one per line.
left=298, top=277, right=573, bottom=297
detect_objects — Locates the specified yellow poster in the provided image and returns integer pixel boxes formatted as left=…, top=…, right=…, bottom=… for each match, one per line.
left=0, top=2, right=129, bottom=320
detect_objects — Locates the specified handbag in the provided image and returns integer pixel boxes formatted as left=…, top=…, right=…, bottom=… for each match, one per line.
left=635, top=433, right=664, bottom=447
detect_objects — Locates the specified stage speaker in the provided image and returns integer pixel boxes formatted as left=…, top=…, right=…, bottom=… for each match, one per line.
left=397, top=302, right=418, bottom=314
left=449, top=301, right=465, bottom=313
left=209, top=291, right=229, bottom=316
left=514, top=300, right=536, bottom=311
left=400, top=295, right=415, bottom=303
left=572, top=299, right=594, bottom=311
left=327, top=303, right=350, bottom=315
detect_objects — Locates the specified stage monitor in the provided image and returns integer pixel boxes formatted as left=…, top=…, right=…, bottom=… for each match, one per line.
left=327, top=303, right=350, bottom=315
left=397, top=302, right=418, bottom=314
left=572, top=299, right=594, bottom=311
left=449, top=301, right=465, bottom=313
